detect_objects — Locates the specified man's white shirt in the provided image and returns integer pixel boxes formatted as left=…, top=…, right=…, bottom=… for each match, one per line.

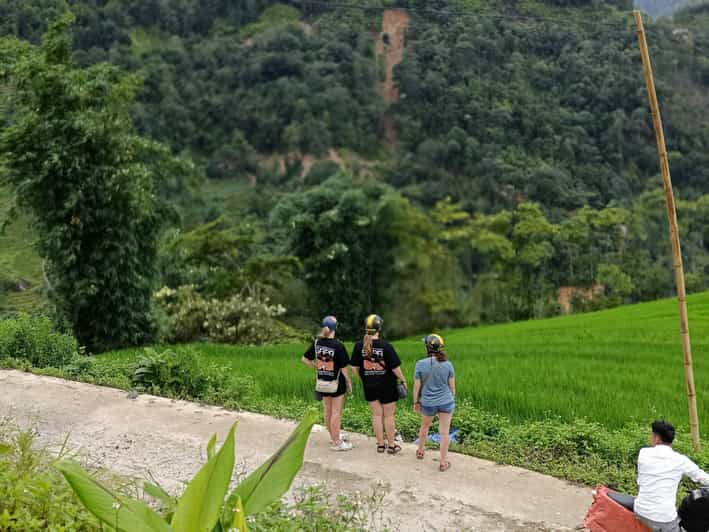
left=635, top=444, right=709, bottom=522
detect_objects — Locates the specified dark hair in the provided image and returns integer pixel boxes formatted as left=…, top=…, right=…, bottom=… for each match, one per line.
left=428, top=349, right=448, bottom=362
left=652, top=420, right=676, bottom=444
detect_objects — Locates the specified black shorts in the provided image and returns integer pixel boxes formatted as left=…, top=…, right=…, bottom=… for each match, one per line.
left=363, top=385, right=399, bottom=404
left=319, top=374, right=347, bottom=398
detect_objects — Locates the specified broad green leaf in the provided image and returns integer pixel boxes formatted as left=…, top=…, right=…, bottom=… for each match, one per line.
left=225, top=409, right=317, bottom=517
left=172, top=423, right=236, bottom=532
left=0, top=443, right=11, bottom=455
left=206, top=433, right=217, bottom=460
left=56, top=460, right=171, bottom=532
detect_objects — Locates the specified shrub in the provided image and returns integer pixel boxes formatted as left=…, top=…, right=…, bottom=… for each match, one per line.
left=0, top=313, right=78, bottom=368
left=154, top=285, right=302, bottom=345
left=129, top=347, right=258, bottom=406
left=0, top=420, right=98, bottom=530
left=131, top=348, right=212, bottom=398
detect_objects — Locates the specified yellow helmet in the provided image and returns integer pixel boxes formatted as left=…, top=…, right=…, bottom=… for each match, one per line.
left=424, top=334, right=445, bottom=353
left=364, top=314, right=383, bottom=334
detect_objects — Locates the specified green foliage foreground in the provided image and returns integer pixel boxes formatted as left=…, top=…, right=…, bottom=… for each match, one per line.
left=57, top=411, right=318, bottom=532
left=0, top=416, right=387, bottom=531
left=84, top=292, right=709, bottom=492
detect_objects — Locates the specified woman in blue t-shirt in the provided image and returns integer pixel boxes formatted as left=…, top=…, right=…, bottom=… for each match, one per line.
left=413, top=334, right=456, bottom=471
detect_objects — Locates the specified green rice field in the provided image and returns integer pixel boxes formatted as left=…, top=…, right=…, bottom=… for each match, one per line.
left=0, top=187, right=44, bottom=313
left=101, top=291, right=709, bottom=433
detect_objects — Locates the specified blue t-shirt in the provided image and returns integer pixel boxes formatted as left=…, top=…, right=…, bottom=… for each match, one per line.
left=414, top=358, right=455, bottom=406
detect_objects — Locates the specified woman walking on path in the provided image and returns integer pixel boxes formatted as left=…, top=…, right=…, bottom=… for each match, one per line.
left=350, top=314, right=407, bottom=455
left=302, top=316, right=353, bottom=451
left=413, top=334, right=456, bottom=472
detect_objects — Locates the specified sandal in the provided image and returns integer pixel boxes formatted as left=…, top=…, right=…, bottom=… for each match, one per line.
left=439, top=461, right=451, bottom=472
left=416, top=448, right=425, bottom=460
left=387, top=444, right=402, bottom=455
left=377, top=443, right=387, bottom=453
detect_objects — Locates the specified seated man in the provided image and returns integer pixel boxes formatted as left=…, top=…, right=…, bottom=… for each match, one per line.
left=634, top=420, right=709, bottom=532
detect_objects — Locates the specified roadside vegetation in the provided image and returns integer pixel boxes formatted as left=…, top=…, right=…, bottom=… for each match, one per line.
left=0, top=417, right=388, bottom=531
left=4, top=294, right=709, bottom=493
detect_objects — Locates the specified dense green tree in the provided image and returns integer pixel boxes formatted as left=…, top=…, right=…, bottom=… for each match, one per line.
left=0, top=15, right=183, bottom=351
left=270, top=174, right=396, bottom=337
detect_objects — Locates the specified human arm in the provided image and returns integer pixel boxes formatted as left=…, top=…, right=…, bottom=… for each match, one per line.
left=413, top=378, right=422, bottom=412
left=392, top=365, right=407, bottom=388
left=301, top=342, right=317, bottom=369
left=386, top=344, right=406, bottom=388
left=336, top=344, right=353, bottom=393
left=448, top=363, right=456, bottom=396
left=683, top=457, right=709, bottom=485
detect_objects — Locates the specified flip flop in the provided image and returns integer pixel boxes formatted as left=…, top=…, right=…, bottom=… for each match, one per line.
left=439, top=461, right=451, bottom=472
left=416, top=449, right=425, bottom=460
left=387, top=444, right=402, bottom=455
left=377, top=443, right=387, bottom=453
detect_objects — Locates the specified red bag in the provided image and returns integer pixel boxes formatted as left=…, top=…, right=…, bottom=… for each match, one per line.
left=584, top=486, right=651, bottom=532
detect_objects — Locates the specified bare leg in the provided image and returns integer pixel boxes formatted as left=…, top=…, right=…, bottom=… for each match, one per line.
left=323, top=396, right=334, bottom=443
left=382, top=401, right=397, bottom=447
left=438, top=412, right=453, bottom=465
left=418, top=415, right=434, bottom=454
left=330, top=394, right=345, bottom=444
left=368, top=401, right=385, bottom=445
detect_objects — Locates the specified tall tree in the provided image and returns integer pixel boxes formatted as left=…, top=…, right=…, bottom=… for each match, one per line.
left=1, top=14, right=177, bottom=351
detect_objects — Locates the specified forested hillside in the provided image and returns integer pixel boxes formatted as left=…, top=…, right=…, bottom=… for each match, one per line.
left=2, top=0, right=709, bottom=343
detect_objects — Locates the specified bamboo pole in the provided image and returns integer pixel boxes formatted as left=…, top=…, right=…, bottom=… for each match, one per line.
left=634, top=10, right=700, bottom=451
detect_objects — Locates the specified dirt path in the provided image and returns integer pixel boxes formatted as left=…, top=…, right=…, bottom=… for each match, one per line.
left=0, top=370, right=591, bottom=531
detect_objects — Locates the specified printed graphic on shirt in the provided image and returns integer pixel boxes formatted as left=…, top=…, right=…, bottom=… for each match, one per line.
left=363, top=348, right=386, bottom=376
left=316, top=345, right=337, bottom=378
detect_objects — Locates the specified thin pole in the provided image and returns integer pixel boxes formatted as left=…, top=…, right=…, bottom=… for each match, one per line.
left=634, top=10, right=700, bottom=451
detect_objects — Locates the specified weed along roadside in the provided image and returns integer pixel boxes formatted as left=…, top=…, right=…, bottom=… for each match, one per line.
left=0, top=370, right=590, bottom=531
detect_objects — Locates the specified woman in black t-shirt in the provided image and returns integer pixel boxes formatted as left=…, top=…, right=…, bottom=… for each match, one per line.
left=302, top=315, right=353, bottom=452
left=350, top=314, right=407, bottom=454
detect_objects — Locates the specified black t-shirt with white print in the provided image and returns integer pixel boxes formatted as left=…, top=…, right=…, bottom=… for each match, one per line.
left=303, top=337, right=349, bottom=382
left=350, top=339, right=401, bottom=392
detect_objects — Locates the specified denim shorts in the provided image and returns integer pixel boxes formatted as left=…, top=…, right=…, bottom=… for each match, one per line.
left=420, top=401, right=455, bottom=417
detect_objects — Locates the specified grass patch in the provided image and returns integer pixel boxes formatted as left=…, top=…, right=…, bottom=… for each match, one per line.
left=104, top=291, right=709, bottom=429
left=0, top=187, right=43, bottom=314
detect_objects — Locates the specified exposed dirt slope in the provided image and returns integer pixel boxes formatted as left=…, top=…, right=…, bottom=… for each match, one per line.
left=375, top=9, right=410, bottom=145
